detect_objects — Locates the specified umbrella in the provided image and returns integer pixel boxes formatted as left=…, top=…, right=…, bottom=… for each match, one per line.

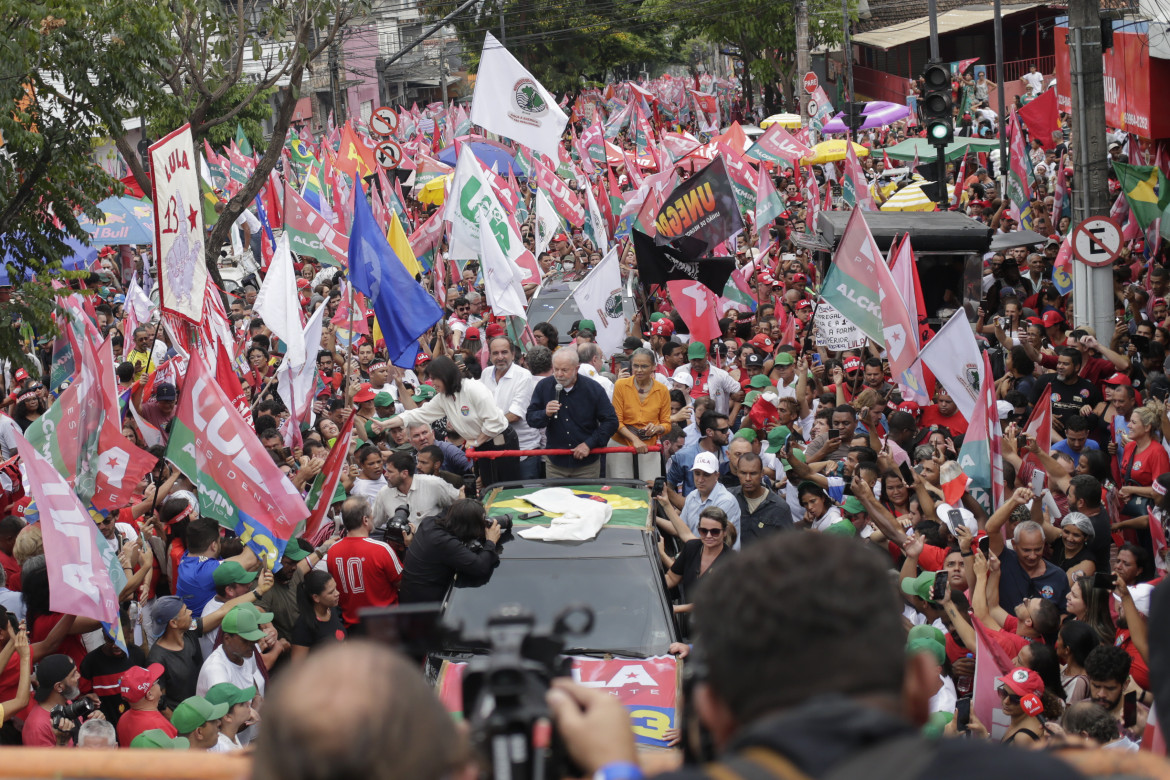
left=821, top=101, right=911, bottom=134
left=801, top=140, right=870, bottom=165
left=879, top=180, right=955, bottom=212
left=760, top=113, right=803, bottom=130
left=884, top=137, right=999, bottom=163
left=77, top=196, right=154, bottom=246
left=437, top=141, right=523, bottom=176
left=417, top=174, right=451, bottom=207
left=989, top=229, right=1048, bottom=251
left=0, top=235, right=98, bottom=286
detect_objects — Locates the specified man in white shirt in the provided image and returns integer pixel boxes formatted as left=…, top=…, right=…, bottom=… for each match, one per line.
left=1022, top=64, right=1044, bottom=96
left=372, top=451, right=460, bottom=529
left=576, top=342, right=614, bottom=399
left=481, top=336, right=541, bottom=479
left=196, top=604, right=269, bottom=746
left=675, top=342, right=741, bottom=416
left=349, top=443, right=388, bottom=501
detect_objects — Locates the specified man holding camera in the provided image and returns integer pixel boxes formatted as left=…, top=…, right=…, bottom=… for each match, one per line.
left=372, top=452, right=460, bottom=531
left=23, top=654, right=100, bottom=746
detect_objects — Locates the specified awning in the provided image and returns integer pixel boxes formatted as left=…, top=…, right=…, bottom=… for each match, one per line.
left=853, top=3, right=1044, bottom=50
left=291, top=97, right=312, bottom=121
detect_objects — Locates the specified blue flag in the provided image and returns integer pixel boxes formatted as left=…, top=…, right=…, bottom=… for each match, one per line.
left=348, top=180, right=443, bottom=365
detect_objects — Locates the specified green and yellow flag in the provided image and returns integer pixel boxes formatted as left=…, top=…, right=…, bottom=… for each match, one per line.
left=1114, top=161, right=1170, bottom=230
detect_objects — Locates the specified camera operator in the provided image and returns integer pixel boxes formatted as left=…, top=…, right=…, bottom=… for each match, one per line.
left=372, top=451, right=460, bottom=531
left=399, top=499, right=502, bottom=604
left=23, top=654, right=102, bottom=746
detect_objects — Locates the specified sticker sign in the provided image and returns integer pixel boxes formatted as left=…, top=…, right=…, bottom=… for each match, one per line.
left=369, top=106, right=398, bottom=138
left=814, top=301, right=867, bottom=351
left=375, top=140, right=403, bottom=170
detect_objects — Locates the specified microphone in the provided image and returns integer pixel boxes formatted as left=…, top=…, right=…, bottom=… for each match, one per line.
left=553, top=383, right=563, bottom=419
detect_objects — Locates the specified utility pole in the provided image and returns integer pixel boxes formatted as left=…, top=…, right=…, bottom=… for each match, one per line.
left=1069, top=0, right=1112, bottom=338
left=841, top=0, right=855, bottom=138
left=796, top=0, right=810, bottom=118
left=439, top=43, right=450, bottom=110
left=499, top=0, right=507, bottom=45
left=927, top=0, right=939, bottom=58
left=329, top=41, right=344, bottom=121
left=992, top=0, right=1008, bottom=179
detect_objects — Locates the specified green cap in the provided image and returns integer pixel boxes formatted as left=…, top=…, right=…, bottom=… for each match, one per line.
left=734, top=428, right=757, bottom=443
left=901, top=570, right=938, bottom=602
left=374, top=391, right=395, bottom=407
left=687, top=341, right=707, bottom=359
left=282, top=540, right=312, bottom=562
left=908, top=625, right=946, bottom=646
left=841, top=495, right=866, bottom=515
left=204, top=682, right=257, bottom=708
left=578, top=319, right=596, bottom=333
left=823, top=519, right=858, bottom=536
left=922, top=710, right=954, bottom=740
left=748, top=374, right=773, bottom=389
left=212, top=561, right=258, bottom=587
left=744, top=390, right=761, bottom=407
left=130, top=729, right=190, bottom=749
left=774, top=351, right=795, bottom=366
left=170, top=695, right=229, bottom=735
left=906, top=636, right=946, bottom=666
left=650, top=312, right=666, bottom=322
left=220, top=603, right=272, bottom=641
left=413, top=385, right=437, bottom=403
left=764, top=425, right=792, bottom=454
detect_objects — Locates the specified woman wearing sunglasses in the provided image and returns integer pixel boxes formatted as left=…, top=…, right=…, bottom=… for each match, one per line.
left=657, top=506, right=736, bottom=614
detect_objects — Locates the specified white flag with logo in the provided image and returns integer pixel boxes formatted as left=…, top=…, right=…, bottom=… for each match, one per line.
left=572, top=247, right=625, bottom=357
left=915, top=311, right=984, bottom=421
left=478, top=212, right=528, bottom=318
left=470, top=32, right=568, bottom=162
left=534, top=188, right=560, bottom=260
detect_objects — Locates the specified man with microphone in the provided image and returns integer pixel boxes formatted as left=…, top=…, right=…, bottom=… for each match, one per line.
left=526, top=349, right=619, bottom=479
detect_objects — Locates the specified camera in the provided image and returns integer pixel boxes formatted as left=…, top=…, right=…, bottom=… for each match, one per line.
left=50, top=697, right=97, bottom=730
left=652, top=477, right=665, bottom=497
left=382, top=506, right=413, bottom=549
left=460, top=605, right=593, bottom=780
left=490, top=513, right=514, bottom=532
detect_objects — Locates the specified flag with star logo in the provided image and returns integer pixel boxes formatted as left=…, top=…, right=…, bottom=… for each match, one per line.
left=149, top=124, right=208, bottom=323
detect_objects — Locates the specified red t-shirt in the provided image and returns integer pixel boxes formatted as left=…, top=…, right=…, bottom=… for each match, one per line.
left=0, top=549, right=20, bottom=591
left=1120, top=441, right=1170, bottom=488
left=1116, top=630, right=1149, bottom=691
left=117, top=707, right=177, bottom=747
left=326, top=537, right=403, bottom=627
left=22, top=703, right=67, bottom=746
left=918, top=405, right=969, bottom=437
left=31, top=614, right=88, bottom=692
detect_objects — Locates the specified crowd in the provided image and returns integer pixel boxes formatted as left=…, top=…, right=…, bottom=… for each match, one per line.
left=0, top=53, right=1166, bottom=780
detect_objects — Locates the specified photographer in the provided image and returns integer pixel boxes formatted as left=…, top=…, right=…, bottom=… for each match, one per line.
left=399, top=499, right=502, bottom=604
left=23, top=654, right=101, bottom=746
left=372, top=451, right=460, bottom=531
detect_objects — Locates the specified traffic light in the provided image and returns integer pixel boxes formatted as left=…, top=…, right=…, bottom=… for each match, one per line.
left=921, top=60, right=953, bottom=148
left=843, top=102, right=868, bottom=133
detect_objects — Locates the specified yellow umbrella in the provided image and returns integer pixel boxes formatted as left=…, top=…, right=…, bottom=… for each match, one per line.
left=879, top=180, right=955, bottom=212
left=760, top=113, right=803, bottom=130
left=801, top=140, right=870, bottom=165
left=416, top=174, right=451, bottom=206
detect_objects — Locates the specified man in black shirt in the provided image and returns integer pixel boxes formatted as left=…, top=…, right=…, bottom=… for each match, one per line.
left=731, top=453, right=792, bottom=546
left=1030, top=347, right=1103, bottom=431
left=1067, top=474, right=1112, bottom=571
left=526, top=349, right=618, bottom=479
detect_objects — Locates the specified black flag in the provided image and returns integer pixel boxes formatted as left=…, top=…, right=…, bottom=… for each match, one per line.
left=632, top=229, right=735, bottom=296
left=652, top=156, right=744, bottom=260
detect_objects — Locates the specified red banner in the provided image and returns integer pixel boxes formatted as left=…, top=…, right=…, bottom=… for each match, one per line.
left=536, top=157, right=586, bottom=227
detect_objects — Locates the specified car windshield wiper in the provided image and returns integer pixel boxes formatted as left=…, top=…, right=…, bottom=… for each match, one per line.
left=562, top=647, right=651, bottom=659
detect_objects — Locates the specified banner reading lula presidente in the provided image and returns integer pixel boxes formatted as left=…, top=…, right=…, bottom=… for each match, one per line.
left=150, top=124, right=208, bottom=323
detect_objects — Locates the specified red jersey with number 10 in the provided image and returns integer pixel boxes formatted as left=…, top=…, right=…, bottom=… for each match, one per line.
left=326, top=536, right=403, bottom=627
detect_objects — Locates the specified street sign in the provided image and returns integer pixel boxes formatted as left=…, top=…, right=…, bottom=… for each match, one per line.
left=1071, top=215, right=1123, bottom=267
left=374, top=140, right=402, bottom=170
left=803, top=72, right=819, bottom=94
left=806, top=95, right=820, bottom=119
left=369, top=106, right=398, bottom=138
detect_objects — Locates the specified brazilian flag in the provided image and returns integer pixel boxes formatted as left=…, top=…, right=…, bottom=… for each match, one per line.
left=1114, top=161, right=1170, bottom=230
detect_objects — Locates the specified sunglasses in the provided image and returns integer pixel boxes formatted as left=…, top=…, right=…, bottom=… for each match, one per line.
left=698, top=527, right=723, bottom=537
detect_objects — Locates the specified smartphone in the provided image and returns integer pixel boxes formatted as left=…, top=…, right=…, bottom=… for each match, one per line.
left=652, top=477, right=665, bottom=497
left=1124, top=691, right=1138, bottom=728
left=1092, top=572, right=1116, bottom=590
left=828, top=428, right=840, bottom=439
left=930, top=570, right=948, bottom=601
left=1131, top=334, right=1151, bottom=353
left=1017, top=434, right=1028, bottom=451
left=947, top=509, right=964, bottom=534
left=956, top=697, right=971, bottom=733
left=978, top=536, right=990, bottom=557
left=811, top=353, right=823, bottom=367
left=518, top=510, right=544, bottom=520
left=1031, top=470, right=1044, bottom=495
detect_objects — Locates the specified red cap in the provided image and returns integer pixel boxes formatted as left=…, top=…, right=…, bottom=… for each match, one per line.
left=997, top=667, right=1044, bottom=698
left=486, top=323, right=506, bottom=338
left=1154, top=297, right=1167, bottom=307
left=897, top=401, right=921, bottom=418
left=353, top=383, right=376, bottom=404
left=843, top=356, right=862, bottom=373
left=790, top=273, right=808, bottom=285
left=14, top=368, right=28, bottom=382
left=1104, top=372, right=1132, bottom=386
left=645, top=320, right=675, bottom=337
left=553, top=233, right=569, bottom=243
left=296, top=279, right=311, bottom=290
left=1041, top=310, right=1065, bottom=328
left=794, top=298, right=813, bottom=310
left=120, top=663, right=164, bottom=703
left=415, top=353, right=432, bottom=367
left=465, top=326, right=481, bottom=340
left=747, top=334, right=774, bottom=353
left=1025, top=316, right=1044, bottom=325
left=758, top=271, right=777, bottom=286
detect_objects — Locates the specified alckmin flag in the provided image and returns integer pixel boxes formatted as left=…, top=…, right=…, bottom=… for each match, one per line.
left=470, top=32, right=568, bottom=162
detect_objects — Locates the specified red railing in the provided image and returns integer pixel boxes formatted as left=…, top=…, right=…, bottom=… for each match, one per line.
left=984, top=55, right=1055, bottom=85
left=465, top=445, right=661, bottom=459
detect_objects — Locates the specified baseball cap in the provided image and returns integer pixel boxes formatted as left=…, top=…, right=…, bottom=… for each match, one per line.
left=204, top=682, right=257, bottom=709
left=774, top=351, right=795, bottom=366
left=744, top=353, right=765, bottom=369
left=1103, top=373, right=1132, bottom=386
left=150, top=596, right=185, bottom=638
left=897, top=401, right=921, bottom=418
left=486, top=322, right=507, bottom=338
left=14, top=368, right=28, bottom=382
left=171, top=695, right=230, bottom=735
left=747, top=334, right=774, bottom=353
left=748, top=374, right=772, bottom=389
left=120, top=664, right=165, bottom=703
left=413, top=384, right=437, bottom=403
left=692, top=451, right=720, bottom=474
left=900, top=570, right=938, bottom=603
left=1041, top=310, right=1065, bottom=328
left=578, top=319, right=596, bottom=334
left=734, top=428, right=757, bottom=442
left=997, top=667, right=1045, bottom=698
left=283, top=540, right=313, bottom=563
left=906, top=636, right=946, bottom=665
left=415, top=353, right=432, bottom=368
left=841, top=496, right=866, bottom=515
left=220, top=603, right=272, bottom=642
left=374, top=391, right=395, bottom=407
left=763, top=425, right=792, bottom=454
left=34, top=654, right=75, bottom=702
left=212, top=560, right=258, bottom=587
left=908, top=624, right=946, bottom=646
left=790, top=273, right=808, bottom=286
left=794, top=298, right=812, bottom=311
left=645, top=319, right=675, bottom=338
left=671, top=367, right=693, bottom=388
left=155, top=383, right=177, bottom=401
left=843, top=356, right=862, bottom=373
left=464, top=326, right=481, bottom=340
left=687, top=342, right=707, bottom=359
left=130, top=729, right=190, bottom=749
left=353, top=383, right=376, bottom=404
left=649, top=312, right=667, bottom=322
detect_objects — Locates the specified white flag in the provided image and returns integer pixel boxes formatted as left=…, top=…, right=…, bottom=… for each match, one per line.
left=534, top=188, right=560, bottom=260
left=915, top=311, right=983, bottom=421
left=478, top=212, right=528, bottom=318
left=253, top=233, right=306, bottom=366
left=277, top=302, right=327, bottom=432
left=572, top=247, right=625, bottom=357
left=470, top=32, right=568, bottom=162
left=582, top=180, right=609, bottom=255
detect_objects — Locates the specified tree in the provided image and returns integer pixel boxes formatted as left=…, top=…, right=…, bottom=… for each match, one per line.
left=119, top=0, right=366, bottom=270
left=0, top=0, right=175, bottom=366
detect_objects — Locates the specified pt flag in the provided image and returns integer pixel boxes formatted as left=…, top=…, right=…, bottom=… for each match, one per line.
left=150, top=124, right=208, bottom=323
left=167, top=355, right=310, bottom=568
left=470, top=32, right=568, bottom=162
left=304, top=410, right=357, bottom=546
left=957, top=351, right=1005, bottom=508
left=653, top=156, right=744, bottom=260
left=283, top=182, right=349, bottom=267
left=916, top=311, right=984, bottom=422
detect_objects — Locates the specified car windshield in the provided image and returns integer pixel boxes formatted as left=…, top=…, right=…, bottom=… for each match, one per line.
left=443, top=556, right=674, bottom=657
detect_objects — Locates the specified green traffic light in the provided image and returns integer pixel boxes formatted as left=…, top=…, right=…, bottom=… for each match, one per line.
left=928, top=123, right=949, bottom=140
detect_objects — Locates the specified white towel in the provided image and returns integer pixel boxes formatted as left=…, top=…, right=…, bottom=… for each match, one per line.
left=516, top=487, right=613, bottom=541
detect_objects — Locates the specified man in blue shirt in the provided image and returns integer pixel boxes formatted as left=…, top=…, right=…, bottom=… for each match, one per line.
left=665, top=411, right=731, bottom=507
left=526, top=349, right=618, bottom=479
left=176, top=516, right=259, bottom=613
left=1050, top=414, right=1099, bottom=467
left=679, top=452, right=742, bottom=549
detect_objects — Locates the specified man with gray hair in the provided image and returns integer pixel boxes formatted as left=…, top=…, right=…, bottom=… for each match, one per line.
left=76, top=718, right=117, bottom=748
left=526, top=349, right=618, bottom=479
left=985, top=487, right=1071, bottom=610
left=576, top=342, right=614, bottom=399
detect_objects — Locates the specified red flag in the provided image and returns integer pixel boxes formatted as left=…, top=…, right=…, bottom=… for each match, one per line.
left=336, top=122, right=376, bottom=179
left=883, top=148, right=893, bottom=169
left=304, top=410, right=357, bottom=545
left=1018, top=390, right=1052, bottom=487
left=972, top=617, right=1016, bottom=739
left=952, top=147, right=970, bottom=208
left=262, top=167, right=283, bottom=230
left=668, top=280, right=721, bottom=349
left=747, top=395, right=779, bottom=433
left=1017, top=88, right=1059, bottom=149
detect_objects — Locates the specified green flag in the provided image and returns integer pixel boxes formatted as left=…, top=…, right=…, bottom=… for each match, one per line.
left=1114, top=161, right=1170, bottom=230
left=235, top=124, right=253, bottom=157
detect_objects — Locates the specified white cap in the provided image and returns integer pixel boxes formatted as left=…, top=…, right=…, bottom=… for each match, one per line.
left=671, top=367, right=694, bottom=388
left=692, top=451, right=719, bottom=474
